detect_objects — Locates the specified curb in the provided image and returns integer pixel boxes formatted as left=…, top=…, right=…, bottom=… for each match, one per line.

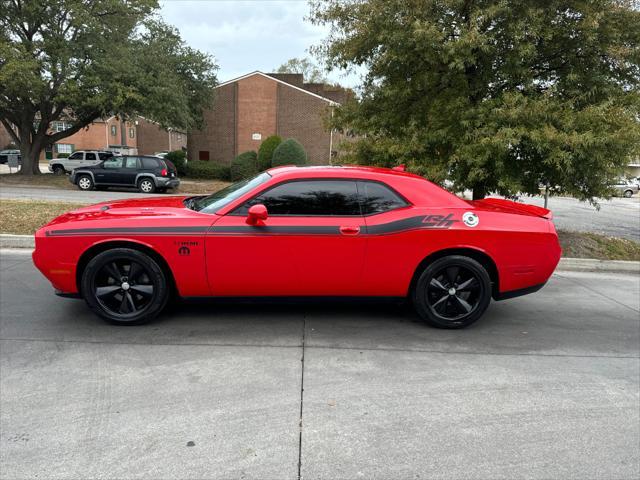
left=1, top=234, right=638, bottom=274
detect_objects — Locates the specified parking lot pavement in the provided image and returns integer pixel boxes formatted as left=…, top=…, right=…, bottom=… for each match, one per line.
left=1, top=250, right=639, bottom=479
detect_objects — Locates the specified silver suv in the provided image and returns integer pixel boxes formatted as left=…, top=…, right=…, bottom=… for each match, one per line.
left=48, top=150, right=114, bottom=175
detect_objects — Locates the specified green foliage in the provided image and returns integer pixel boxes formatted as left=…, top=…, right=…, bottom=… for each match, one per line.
left=257, top=135, right=282, bottom=171
left=271, top=139, right=308, bottom=167
left=165, top=150, right=187, bottom=176
left=230, top=151, right=259, bottom=181
left=310, top=0, right=640, bottom=201
left=186, top=161, right=230, bottom=181
left=55, top=153, right=70, bottom=158
left=275, top=58, right=326, bottom=83
left=0, top=0, right=218, bottom=174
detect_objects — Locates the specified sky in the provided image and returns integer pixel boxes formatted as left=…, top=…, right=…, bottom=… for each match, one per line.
left=159, top=0, right=361, bottom=87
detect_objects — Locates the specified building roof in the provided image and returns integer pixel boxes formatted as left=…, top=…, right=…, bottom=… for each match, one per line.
left=215, top=71, right=341, bottom=106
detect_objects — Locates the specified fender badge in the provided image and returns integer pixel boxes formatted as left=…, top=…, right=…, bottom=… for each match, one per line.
left=462, top=212, right=479, bottom=227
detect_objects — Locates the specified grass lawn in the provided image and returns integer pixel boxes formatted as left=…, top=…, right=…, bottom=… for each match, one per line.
left=0, top=172, right=229, bottom=194
left=0, top=199, right=88, bottom=235
left=2, top=198, right=639, bottom=262
left=557, top=230, right=640, bottom=261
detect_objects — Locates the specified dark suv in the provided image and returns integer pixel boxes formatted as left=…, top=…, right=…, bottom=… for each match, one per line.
left=70, top=155, right=180, bottom=193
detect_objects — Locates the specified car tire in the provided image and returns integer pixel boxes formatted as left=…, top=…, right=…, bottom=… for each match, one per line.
left=77, top=174, right=94, bottom=191
left=412, top=255, right=492, bottom=329
left=138, top=178, right=155, bottom=194
left=52, top=165, right=65, bottom=175
left=81, top=248, right=169, bottom=325
left=623, top=189, right=633, bottom=198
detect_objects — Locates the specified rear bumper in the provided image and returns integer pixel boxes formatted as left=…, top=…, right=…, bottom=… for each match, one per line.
left=156, top=177, right=180, bottom=188
left=493, top=282, right=547, bottom=301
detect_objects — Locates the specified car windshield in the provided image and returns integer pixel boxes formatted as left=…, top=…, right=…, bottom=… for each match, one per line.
left=187, top=172, right=271, bottom=214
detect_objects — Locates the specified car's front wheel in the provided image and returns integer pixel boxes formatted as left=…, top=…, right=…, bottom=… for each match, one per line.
left=81, top=248, right=169, bottom=325
left=52, top=165, right=65, bottom=175
left=412, top=255, right=492, bottom=329
left=77, top=174, right=94, bottom=191
left=137, top=178, right=155, bottom=194
left=623, top=189, right=633, bottom=198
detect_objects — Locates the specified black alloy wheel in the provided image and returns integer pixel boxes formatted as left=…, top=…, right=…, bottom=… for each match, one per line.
left=413, top=255, right=492, bottom=328
left=81, top=248, right=169, bottom=325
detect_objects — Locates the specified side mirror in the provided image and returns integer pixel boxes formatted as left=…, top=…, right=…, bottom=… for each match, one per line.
left=246, top=204, right=268, bottom=226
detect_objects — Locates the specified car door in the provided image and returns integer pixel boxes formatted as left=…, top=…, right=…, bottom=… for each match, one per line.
left=95, top=156, right=124, bottom=184
left=206, top=179, right=368, bottom=296
left=65, top=151, right=84, bottom=170
left=83, top=152, right=100, bottom=167
left=120, top=156, right=141, bottom=186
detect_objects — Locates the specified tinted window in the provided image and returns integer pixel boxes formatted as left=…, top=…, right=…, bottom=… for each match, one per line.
left=237, top=180, right=361, bottom=216
left=103, top=157, right=123, bottom=169
left=85, top=152, right=97, bottom=161
left=125, top=157, right=138, bottom=168
left=192, top=172, right=271, bottom=213
left=141, top=157, right=160, bottom=169
left=359, top=181, right=407, bottom=215
left=68, top=152, right=82, bottom=160
left=98, top=152, right=113, bottom=160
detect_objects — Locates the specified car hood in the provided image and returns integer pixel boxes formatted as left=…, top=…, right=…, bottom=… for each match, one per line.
left=43, top=195, right=206, bottom=228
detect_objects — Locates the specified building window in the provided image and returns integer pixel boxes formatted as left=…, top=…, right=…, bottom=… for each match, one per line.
left=177, top=134, right=182, bottom=141
left=51, top=121, right=72, bottom=132
left=129, top=127, right=135, bottom=138
left=111, top=125, right=117, bottom=136
left=56, top=144, right=73, bottom=154
left=199, top=151, right=210, bottom=161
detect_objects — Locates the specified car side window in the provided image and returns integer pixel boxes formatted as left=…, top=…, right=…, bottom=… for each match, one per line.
left=125, top=157, right=138, bottom=169
left=103, top=157, right=123, bottom=169
left=358, top=181, right=408, bottom=215
left=98, top=152, right=113, bottom=160
left=141, top=158, right=160, bottom=169
left=85, top=153, right=97, bottom=161
left=236, top=180, right=361, bottom=216
left=68, top=152, right=82, bottom=160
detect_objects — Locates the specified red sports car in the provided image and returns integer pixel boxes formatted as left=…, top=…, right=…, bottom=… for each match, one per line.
left=33, top=166, right=561, bottom=328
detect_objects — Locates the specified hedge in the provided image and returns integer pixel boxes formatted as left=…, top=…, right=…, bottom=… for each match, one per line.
left=230, top=151, right=258, bottom=181
left=165, top=150, right=187, bottom=176
left=257, top=135, right=282, bottom=171
left=186, top=160, right=230, bottom=181
left=271, top=138, right=307, bottom=167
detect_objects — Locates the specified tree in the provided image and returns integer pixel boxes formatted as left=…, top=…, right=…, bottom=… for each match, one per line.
left=257, top=135, right=282, bottom=170
left=310, top=0, right=640, bottom=201
left=275, top=57, right=327, bottom=83
left=0, top=0, right=218, bottom=175
left=272, top=138, right=307, bottom=166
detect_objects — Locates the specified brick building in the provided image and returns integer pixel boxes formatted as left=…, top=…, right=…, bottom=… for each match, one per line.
left=0, top=116, right=185, bottom=159
left=188, top=71, right=350, bottom=166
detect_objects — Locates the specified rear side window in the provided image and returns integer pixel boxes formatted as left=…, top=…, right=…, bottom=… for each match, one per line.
left=237, top=180, right=361, bottom=216
left=85, top=152, right=97, bottom=161
left=358, top=181, right=408, bottom=215
left=141, top=157, right=160, bottom=169
left=98, top=152, right=113, bottom=160
left=124, top=157, right=138, bottom=168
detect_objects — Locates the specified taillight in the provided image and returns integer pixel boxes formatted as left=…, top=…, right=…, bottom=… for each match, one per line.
left=161, top=168, right=168, bottom=176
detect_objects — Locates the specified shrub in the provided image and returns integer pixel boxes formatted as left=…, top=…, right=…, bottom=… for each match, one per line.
left=186, top=160, right=230, bottom=181
left=165, top=150, right=187, bottom=176
left=271, top=138, right=307, bottom=167
left=56, top=153, right=70, bottom=158
left=257, top=135, right=282, bottom=171
left=230, top=151, right=258, bottom=181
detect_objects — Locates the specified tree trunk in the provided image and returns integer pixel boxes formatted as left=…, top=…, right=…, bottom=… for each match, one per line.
left=472, top=185, right=486, bottom=200
left=18, top=141, right=42, bottom=175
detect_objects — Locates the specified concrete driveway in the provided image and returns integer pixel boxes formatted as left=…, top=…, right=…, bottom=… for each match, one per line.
left=1, top=250, right=638, bottom=479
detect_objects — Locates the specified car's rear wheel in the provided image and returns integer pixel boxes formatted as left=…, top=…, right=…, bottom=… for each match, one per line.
left=138, top=178, right=155, bottom=194
left=81, top=248, right=169, bottom=325
left=623, top=189, right=633, bottom=198
left=52, top=165, right=65, bottom=175
left=412, top=255, right=492, bottom=329
left=77, top=174, right=94, bottom=191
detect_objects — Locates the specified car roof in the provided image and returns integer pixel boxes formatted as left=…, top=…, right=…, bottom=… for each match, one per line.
left=266, top=165, right=427, bottom=181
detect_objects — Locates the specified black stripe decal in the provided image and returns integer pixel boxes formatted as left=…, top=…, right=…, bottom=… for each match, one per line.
left=46, top=215, right=459, bottom=237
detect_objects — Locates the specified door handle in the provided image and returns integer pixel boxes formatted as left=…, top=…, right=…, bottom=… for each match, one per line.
left=340, top=225, right=360, bottom=235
